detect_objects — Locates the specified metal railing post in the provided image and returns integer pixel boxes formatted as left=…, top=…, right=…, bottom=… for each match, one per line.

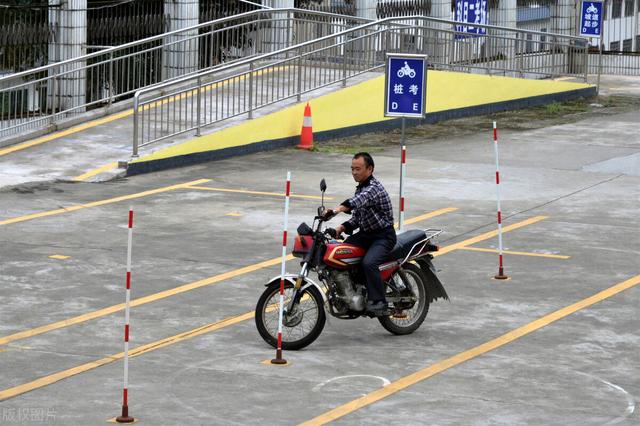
left=596, top=41, right=602, bottom=93
left=517, top=34, right=524, bottom=77
left=248, top=62, right=254, bottom=119
left=161, top=35, right=167, bottom=82
left=132, top=96, right=139, bottom=158
left=297, top=47, right=303, bottom=102
left=551, top=36, right=557, bottom=78
left=196, top=76, right=202, bottom=136
left=51, top=65, right=58, bottom=125
left=286, top=10, right=292, bottom=50
left=584, top=41, right=589, bottom=83
left=383, top=23, right=389, bottom=57
left=108, top=51, right=114, bottom=105
left=342, top=39, right=348, bottom=87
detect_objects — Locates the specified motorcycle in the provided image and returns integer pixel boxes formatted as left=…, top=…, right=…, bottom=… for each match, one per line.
left=397, top=61, right=417, bottom=78
left=255, top=179, right=448, bottom=350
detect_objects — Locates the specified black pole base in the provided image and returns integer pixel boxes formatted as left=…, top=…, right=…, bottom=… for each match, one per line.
left=116, top=406, right=134, bottom=423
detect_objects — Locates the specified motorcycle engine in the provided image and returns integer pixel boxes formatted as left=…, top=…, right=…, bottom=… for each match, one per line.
left=330, top=270, right=365, bottom=312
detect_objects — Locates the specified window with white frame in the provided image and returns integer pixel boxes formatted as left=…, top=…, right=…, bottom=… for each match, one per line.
left=624, top=0, right=634, bottom=16
left=612, top=0, right=622, bottom=18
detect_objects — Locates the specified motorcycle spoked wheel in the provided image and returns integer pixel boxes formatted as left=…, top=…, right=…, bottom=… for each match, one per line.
left=378, top=263, right=430, bottom=335
left=255, top=281, right=326, bottom=350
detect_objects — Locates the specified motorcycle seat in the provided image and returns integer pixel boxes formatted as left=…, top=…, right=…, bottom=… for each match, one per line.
left=386, top=229, right=427, bottom=261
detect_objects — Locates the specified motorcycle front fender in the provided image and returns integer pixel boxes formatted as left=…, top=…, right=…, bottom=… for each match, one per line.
left=265, top=274, right=328, bottom=303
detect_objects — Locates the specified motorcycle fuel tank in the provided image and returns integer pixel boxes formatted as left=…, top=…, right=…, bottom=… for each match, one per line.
left=323, top=243, right=366, bottom=269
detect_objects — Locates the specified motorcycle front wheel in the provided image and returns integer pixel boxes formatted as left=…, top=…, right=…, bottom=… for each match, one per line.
left=255, top=281, right=326, bottom=350
left=378, top=263, right=430, bottom=335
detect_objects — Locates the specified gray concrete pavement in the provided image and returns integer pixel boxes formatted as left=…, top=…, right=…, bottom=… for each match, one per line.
left=0, top=82, right=638, bottom=425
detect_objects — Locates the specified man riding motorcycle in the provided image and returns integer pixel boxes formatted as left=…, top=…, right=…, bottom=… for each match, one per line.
left=326, top=152, right=397, bottom=316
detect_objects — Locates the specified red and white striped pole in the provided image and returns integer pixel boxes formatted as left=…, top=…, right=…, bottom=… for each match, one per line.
left=271, top=171, right=291, bottom=365
left=116, top=207, right=135, bottom=423
left=492, top=122, right=508, bottom=280
left=399, top=145, right=407, bottom=232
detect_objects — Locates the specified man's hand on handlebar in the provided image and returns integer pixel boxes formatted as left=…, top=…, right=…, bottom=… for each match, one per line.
left=326, top=224, right=346, bottom=240
left=322, top=208, right=337, bottom=221
left=322, top=204, right=350, bottom=221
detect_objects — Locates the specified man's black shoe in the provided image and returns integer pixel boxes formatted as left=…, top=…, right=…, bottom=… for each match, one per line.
left=365, top=300, right=390, bottom=317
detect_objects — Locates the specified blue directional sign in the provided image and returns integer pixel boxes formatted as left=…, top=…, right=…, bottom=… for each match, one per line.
left=580, top=1, right=603, bottom=38
left=455, top=0, right=488, bottom=39
left=384, top=54, right=427, bottom=118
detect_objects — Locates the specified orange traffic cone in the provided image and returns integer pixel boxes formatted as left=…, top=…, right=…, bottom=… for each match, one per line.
left=297, top=103, right=313, bottom=150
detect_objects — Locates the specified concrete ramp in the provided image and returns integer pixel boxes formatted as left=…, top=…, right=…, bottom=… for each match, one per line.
left=128, top=70, right=595, bottom=175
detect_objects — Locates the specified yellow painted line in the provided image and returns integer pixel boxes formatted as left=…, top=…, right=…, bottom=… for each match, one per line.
left=0, top=254, right=292, bottom=347
left=299, top=273, right=640, bottom=425
left=0, top=312, right=254, bottom=401
left=226, top=212, right=243, bottom=217
left=460, top=246, right=570, bottom=259
left=402, top=208, right=458, bottom=227
left=0, top=178, right=210, bottom=226
left=71, top=162, right=119, bottom=182
left=0, top=209, right=455, bottom=346
left=187, top=185, right=333, bottom=201
left=0, top=211, right=534, bottom=348
left=0, top=213, right=547, bottom=400
left=433, top=216, right=549, bottom=257
left=48, top=255, right=70, bottom=260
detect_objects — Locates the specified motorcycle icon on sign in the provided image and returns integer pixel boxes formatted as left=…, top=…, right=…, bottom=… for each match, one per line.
left=397, top=61, right=416, bottom=78
left=586, top=3, right=598, bottom=14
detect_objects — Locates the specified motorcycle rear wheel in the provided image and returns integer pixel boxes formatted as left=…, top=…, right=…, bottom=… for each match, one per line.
left=378, top=263, right=430, bottom=335
left=255, top=281, right=326, bottom=350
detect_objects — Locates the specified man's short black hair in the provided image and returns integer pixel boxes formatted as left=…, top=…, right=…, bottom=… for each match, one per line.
left=353, top=152, right=374, bottom=170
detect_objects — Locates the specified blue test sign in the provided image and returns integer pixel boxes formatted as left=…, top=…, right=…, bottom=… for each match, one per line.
left=579, top=1, right=603, bottom=38
left=454, top=0, right=488, bottom=39
left=384, top=54, right=427, bottom=118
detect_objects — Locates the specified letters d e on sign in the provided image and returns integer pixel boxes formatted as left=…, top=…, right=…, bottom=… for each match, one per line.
left=384, top=54, right=428, bottom=118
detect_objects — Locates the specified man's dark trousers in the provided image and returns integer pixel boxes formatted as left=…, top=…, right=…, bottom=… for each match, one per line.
left=344, top=227, right=397, bottom=303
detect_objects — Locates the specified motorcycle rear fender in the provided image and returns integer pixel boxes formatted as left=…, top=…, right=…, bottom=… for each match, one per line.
left=265, top=274, right=328, bottom=303
left=413, top=258, right=450, bottom=302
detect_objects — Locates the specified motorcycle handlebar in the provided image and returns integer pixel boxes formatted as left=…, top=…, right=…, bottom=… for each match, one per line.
left=325, top=227, right=338, bottom=239
left=318, top=209, right=337, bottom=222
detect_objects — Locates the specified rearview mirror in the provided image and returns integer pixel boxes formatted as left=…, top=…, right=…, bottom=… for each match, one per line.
left=320, top=179, right=327, bottom=192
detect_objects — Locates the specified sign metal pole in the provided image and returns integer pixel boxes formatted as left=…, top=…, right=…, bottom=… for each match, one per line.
left=399, top=119, right=406, bottom=232
left=384, top=53, right=427, bottom=234
left=597, top=38, right=602, bottom=94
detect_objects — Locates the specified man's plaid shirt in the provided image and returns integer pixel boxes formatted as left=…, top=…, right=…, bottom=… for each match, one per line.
left=341, top=175, right=394, bottom=233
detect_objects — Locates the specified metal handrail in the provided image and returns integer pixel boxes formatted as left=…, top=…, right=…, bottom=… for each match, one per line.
left=0, top=8, right=372, bottom=141
left=131, top=14, right=590, bottom=156
left=0, top=8, right=369, bottom=84
left=134, top=14, right=588, bottom=98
